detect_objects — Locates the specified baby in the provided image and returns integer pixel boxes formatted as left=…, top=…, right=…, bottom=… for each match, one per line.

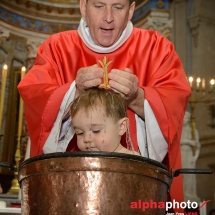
left=70, top=87, right=140, bottom=156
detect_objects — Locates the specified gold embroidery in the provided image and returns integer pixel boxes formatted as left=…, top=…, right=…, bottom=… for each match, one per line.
left=98, top=56, right=112, bottom=89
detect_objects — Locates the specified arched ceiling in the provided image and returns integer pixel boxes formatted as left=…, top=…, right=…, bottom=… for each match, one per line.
left=0, top=0, right=169, bottom=35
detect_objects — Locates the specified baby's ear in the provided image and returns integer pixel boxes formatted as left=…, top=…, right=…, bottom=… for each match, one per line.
left=118, top=117, right=129, bottom=136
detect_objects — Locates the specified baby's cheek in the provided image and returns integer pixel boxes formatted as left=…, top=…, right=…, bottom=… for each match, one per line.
left=96, top=136, right=106, bottom=150
left=77, top=138, right=84, bottom=150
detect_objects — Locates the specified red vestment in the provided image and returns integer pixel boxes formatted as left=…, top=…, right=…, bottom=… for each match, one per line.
left=18, top=28, right=191, bottom=208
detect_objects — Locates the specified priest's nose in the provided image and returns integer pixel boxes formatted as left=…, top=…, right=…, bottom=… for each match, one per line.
left=103, top=8, right=114, bottom=23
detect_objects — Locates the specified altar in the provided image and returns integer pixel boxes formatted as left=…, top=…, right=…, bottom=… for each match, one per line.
left=0, top=194, right=21, bottom=215
left=0, top=208, right=21, bottom=215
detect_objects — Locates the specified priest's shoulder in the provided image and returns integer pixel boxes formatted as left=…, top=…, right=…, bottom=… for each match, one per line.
left=41, top=30, right=79, bottom=45
left=132, top=28, right=171, bottom=43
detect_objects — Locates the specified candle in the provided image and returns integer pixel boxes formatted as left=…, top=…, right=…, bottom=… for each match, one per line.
left=196, top=77, right=201, bottom=89
left=17, top=66, right=26, bottom=137
left=188, top=76, right=193, bottom=88
left=0, top=64, right=8, bottom=132
left=210, top=79, right=215, bottom=91
left=201, top=78, right=205, bottom=90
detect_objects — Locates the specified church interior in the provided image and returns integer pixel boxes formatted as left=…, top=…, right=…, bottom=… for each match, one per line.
left=0, top=0, right=215, bottom=214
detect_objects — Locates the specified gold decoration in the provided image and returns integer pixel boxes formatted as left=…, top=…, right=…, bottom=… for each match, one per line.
left=156, top=0, right=164, bottom=9
left=187, top=76, right=215, bottom=140
left=98, top=56, right=112, bottom=89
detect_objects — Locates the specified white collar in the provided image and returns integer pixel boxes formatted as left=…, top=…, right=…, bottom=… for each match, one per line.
left=78, top=18, right=133, bottom=53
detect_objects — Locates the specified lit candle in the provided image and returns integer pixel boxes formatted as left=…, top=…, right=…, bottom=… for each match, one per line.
left=0, top=64, right=8, bottom=132
left=210, top=79, right=215, bottom=91
left=17, top=66, right=26, bottom=137
left=196, top=77, right=201, bottom=89
left=188, top=76, right=193, bottom=88
left=201, top=78, right=205, bottom=90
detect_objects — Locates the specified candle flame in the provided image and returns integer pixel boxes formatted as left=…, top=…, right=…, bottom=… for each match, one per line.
left=196, top=77, right=201, bottom=83
left=210, top=79, right=215, bottom=85
left=21, top=66, right=26, bottom=72
left=3, top=64, right=8, bottom=70
left=188, top=76, right=193, bottom=82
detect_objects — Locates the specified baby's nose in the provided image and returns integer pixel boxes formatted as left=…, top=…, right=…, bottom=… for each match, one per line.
left=84, top=132, right=92, bottom=143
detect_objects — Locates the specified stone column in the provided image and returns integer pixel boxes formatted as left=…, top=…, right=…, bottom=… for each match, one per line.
left=0, top=27, right=10, bottom=45
left=188, top=16, right=200, bottom=49
left=170, top=0, right=190, bottom=74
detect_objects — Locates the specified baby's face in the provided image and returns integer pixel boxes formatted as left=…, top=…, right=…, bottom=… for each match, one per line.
left=72, top=106, right=122, bottom=152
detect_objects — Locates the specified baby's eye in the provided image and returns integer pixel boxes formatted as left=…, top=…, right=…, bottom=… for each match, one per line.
left=93, top=130, right=101, bottom=134
left=76, top=132, right=83, bottom=136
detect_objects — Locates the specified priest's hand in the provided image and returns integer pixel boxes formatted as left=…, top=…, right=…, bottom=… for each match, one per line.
left=75, top=64, right=103, bottom=98
left=108, top=68, right=145, bottom=119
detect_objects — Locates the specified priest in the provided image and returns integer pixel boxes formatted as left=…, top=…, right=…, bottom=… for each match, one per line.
left=18, top=0, right=191, bottom=211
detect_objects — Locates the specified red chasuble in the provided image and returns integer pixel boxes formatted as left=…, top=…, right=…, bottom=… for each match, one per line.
left=18, top=28, right=191, bottom=207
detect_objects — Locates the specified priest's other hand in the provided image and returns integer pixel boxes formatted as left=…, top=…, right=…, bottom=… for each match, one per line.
left=75, top=64, right=103, bottom=97
left=108, top=68, right=139, bottom=102
left=108, top=68, right=145, bottom=119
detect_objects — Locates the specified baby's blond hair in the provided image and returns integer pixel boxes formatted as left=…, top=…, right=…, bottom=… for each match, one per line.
left=70, top=87, right=127, bottom=121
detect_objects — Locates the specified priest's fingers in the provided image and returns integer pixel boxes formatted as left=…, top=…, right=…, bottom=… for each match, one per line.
left=108, top=68, right=139, bottom=103
left=75, top=65, right=103, bottom=95
left=76, top=64, right=103, bottom=82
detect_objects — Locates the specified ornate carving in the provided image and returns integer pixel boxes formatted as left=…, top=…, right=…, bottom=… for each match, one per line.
left=156, top=0, right=165, bottom=9
left=143, top=16, right=173, bottom=39
left=26, top=39, right=41, bottom=59
left=2, top=0, right=80, bottom=16
left=0, top=27, right=10, bottom=45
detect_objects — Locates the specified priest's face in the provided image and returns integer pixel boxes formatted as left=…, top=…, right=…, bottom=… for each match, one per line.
left=80, top=0, right=135, bottom=47
left=72, top=106, right=125, bottom=152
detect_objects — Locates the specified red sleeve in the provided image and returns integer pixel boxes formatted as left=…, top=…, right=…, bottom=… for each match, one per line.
left=18, top=37, right=72, bottom=157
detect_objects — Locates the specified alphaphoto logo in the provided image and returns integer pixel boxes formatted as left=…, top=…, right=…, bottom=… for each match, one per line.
left=130, top=199, right=211, bottom=215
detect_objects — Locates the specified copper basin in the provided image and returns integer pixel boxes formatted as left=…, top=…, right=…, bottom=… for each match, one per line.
left=18, top=152, right=172, bottom=215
